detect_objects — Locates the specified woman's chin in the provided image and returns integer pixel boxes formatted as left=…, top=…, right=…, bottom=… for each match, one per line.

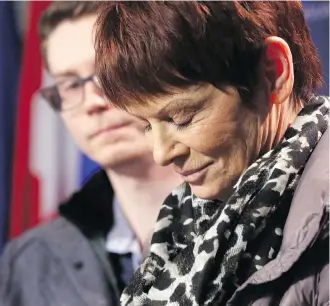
left=190, top=184, right=220, bottom=200
left=190, top=182, right=234, bottom=201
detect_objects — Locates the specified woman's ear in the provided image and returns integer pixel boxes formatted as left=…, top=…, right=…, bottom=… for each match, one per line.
left=263, top=36, right=294, bottom=105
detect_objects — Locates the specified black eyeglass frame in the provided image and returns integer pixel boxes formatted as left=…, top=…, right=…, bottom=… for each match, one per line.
left=39, top=74, right=99, bottom=112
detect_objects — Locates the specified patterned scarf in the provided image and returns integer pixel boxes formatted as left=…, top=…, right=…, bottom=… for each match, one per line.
left=121, top=96, right=329, bottom=306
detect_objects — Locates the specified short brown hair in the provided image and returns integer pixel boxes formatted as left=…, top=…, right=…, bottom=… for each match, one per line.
left=38, top=1, right=98, bottom=67
left=94, top=1, right=323, bottom=108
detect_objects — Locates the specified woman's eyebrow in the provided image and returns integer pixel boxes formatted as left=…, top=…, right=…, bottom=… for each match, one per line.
left=157, top=98, right=195, bottom=116
left=154, top=84, right=209, bottom=116
left=158, top=92, right=212, bottom=117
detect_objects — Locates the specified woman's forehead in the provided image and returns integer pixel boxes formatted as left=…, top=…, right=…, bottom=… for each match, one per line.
left=126, top=84, right=213, bottom=118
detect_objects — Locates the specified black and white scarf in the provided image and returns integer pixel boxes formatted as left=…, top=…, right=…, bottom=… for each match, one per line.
left=121, top=96, right=329, bottom=306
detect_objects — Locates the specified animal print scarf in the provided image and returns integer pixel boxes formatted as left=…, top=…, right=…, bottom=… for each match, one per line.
left=121, top=96, right=329, bottom=306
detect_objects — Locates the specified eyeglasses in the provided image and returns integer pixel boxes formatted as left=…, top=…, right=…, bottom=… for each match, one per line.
left=39, top=74, right=103, bottom=112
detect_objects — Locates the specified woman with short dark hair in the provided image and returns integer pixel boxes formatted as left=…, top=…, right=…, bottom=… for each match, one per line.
left=94, top=2, right=329, bottom=305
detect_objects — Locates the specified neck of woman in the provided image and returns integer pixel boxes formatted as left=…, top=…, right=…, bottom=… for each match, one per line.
left=259, top=99, right=304, bottom=155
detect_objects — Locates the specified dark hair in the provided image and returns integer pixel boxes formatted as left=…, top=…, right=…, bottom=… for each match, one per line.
left=38, top=1, right=98, bottom=67
left=94, top=1, right=323, bottom=108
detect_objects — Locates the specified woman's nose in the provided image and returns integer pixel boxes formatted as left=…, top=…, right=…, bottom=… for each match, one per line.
left=151, top=124, right=184, bottom=167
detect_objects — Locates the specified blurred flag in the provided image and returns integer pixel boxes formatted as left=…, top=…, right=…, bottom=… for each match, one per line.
left=303, top=1, right=329, bottom=95
left=9, top=1, right=98, bottom=239
left=0, top=2, right=21, bottom=250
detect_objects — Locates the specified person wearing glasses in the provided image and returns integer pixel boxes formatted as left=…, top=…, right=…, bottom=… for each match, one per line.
left=0, top=2, right=181, bottom=306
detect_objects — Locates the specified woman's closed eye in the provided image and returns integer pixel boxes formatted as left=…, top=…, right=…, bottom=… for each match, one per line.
left=143, top=116, right=194, bottom=133
left=167, top=116, right=193, bottom=131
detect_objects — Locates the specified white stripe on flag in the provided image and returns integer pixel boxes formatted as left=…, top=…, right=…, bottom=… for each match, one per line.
left=29, top=70, right=80, bottom=220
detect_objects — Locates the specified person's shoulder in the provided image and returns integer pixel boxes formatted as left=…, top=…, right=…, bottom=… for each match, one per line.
left=293, top=126, right=329, bottom=214
left=304, top=126, right=329, bottom=190
left=1, top=217, right=75, bottom=261
left=1, top=169, right=112, bottom=264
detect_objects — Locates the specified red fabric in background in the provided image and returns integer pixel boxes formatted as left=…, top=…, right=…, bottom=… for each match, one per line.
left=10, top=1, right=51, bottom=238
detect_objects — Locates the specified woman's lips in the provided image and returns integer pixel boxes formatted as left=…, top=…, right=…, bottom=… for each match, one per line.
left=177, top=162, right=213, bottom=184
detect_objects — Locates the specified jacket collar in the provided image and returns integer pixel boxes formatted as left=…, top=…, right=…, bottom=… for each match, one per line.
left=280, top=128, right=329, bottom=251
left=58, top=169, right=114, bottom=238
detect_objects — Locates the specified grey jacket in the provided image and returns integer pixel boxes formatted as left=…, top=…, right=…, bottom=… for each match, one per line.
left=0, top=130, right=328, bottom=306
left=0, top=171, right=121, bottom=306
